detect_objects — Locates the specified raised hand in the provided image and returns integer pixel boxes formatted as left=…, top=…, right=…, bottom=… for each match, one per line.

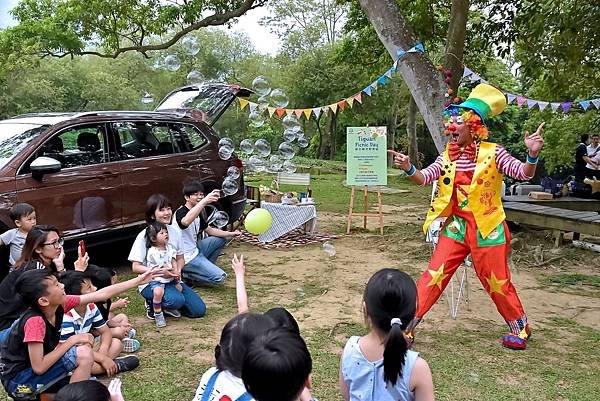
left=387, top=149, right=411, bottom=171
left=108, top=378, right=125, bottom=401
left=231, top=253, right=245, bottom=277
left=524, top=122, right=545, bottom=156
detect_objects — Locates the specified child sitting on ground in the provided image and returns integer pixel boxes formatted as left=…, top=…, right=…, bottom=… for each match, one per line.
left=59, top=271, right=126, bottom=377
left=0, top=203, right=36, bottom=268
left=55, top=378, right=124, bottom=401
left=0, top=268, right=155, bottom=398
left=145, top=221, right=182, bottom=328
left=339, top=268, right=434, bottom=401
left=87, top=266, right=139, bottom=353
left=242, top=327, right=313, bottom=401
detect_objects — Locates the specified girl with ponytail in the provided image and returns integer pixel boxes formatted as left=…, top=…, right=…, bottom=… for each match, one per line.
left=339, top=268, right=435, bottom=401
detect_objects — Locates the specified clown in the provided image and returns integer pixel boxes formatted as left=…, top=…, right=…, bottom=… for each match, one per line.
left=389, top=84, right=544, bottom=350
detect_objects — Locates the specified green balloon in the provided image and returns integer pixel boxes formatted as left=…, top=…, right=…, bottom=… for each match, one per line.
left=245, top=208, right=273, bottom=235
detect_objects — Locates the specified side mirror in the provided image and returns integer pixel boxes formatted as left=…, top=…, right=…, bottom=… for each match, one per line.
left=30, top=156, right=61, bottom=180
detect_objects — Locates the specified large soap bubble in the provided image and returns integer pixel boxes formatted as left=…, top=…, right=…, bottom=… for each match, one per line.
left=227, top=166, right=241, bottom=180
left=269, top=89, right=289, bottom=108
left=186, top=70, right=203, bottom=85
left=282, top=160, right=297, bottom=173
left=219, top=138, right=234, bottom=148
left=278, top=142, right=295, bottom=160
left=292, top=125, right=303, bottom=134
left=211, top=211, right=229, bottom=228
left=218, top=145, right=233, bottom=160
left=257, top=94, right=270, bottom=111
left=297, top=136, right=309, bottom=148
left=248, top=110, right=266, bottom=128
left=141, top=92, right=154, bottom=104
left=252, top=76, right=271, bottom=96
left=181, top=36, right=200, bottom=55
left=283, top=128, right=297, bottom=143
left=240, top=139, right=255, bottom=154
left=255, top=139, right=271, bottom=157
left=222, top=178, right=239, bottom=196
left=249, top=155, right=266, bottom=169
left=282, top=115, right=300, bottom=129
left=164, top=55, right=181, bottom=72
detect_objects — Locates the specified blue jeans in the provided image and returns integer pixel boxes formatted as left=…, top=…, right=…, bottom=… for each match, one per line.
left=5, top=346, right=77, bottom=395
left=141, top=281, right=206, bottom=318
left=182, top=236, right=227, bottom=286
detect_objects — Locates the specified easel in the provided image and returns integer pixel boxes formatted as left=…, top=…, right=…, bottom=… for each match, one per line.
left=346, top=186, right=384, bottom=235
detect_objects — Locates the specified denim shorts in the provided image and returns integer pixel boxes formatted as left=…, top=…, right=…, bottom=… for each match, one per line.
left=5, top=346, right=77, bottom=396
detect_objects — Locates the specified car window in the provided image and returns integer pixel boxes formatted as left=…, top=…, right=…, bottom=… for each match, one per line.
left=0, top=123, right=48, bottom=170
left=170, top=123, right=207, bottom=151
left=20, top=124, right=108, bottom=174
left=113, top=121, right=195, bottom=158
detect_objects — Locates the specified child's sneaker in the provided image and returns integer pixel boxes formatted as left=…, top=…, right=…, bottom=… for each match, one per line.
left=163, top=308, right=181, bottom=318
left=115, top=355, right=140, bottom=373
left=127, top=328, right=137, bottom=339
left=145, top=300, right=154, bottom=320
left=122, top=338, right=141, bottom=353
left=154, top=312, right=167, bottom=328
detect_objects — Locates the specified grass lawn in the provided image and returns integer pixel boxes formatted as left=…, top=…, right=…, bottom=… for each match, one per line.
left=2, top=171, right=599, bottom=401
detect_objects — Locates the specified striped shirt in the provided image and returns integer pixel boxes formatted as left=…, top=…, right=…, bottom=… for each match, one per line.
left=421, top=144, right=531, bottom=185
left=59, top=302, right=106, bottom=342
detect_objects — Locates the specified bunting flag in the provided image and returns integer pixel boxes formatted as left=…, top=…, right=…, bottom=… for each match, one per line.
left=303, top=109, right=312, bottom=119
left=363, top=86, right=372, bottom=96
left=561, top=102, right=572, bottom=113
left=516, top=96, right=527, bottom=107
left=347, top=97, right=355, bottom=108
left=248, top=102, right=258, bottom=112
left=267, top=107, right=276, bottom=117
left=506, top=94, right=516, bottom=104
left=550, top=103, right=561, bottom=112
left=462, top=67, right=473, bottom=79
left=538, top=101, right=549, bottom=111
left=329, top=103, right=338, bottom=114
left=276, top=108, right=286, bottom=118
left=354, top=93, right=363, bottom=104
left=377, top=76, right=387, bottom=86
left=238, top=98, right=249, bottom=110
left=385, top=69, right=393, bottom=79
left=312, top=108, right=322, bottom=118
left=338, top=100, right=346, bottom=111
left=592, top=99, right=600, bottom=109
left=579, top=100, right=590, bottom=111
left=526, top=99, right=538, bottom=109
left=294, top=109, right=303, bottom=118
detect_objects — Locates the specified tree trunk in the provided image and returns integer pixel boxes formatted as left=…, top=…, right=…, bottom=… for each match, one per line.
left=329, top=112, right=337, bottom=160
left=406, top=95, right=421, bottom=169
left=316, top=113, right=324, bottom=158
left=358, top=0, right=446, bottom=154
left=444, top=0, right=469, bottom=93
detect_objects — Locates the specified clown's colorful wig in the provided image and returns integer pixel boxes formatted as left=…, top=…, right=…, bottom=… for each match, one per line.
left=443, top=106, right=489, bottom=141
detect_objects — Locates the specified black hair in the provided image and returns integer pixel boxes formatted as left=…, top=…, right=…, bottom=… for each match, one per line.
left=60, top=270, right=92, bottom=296
left=55, top=380, right=110, bottom=401
left=242, top=328, right=312, bottom=401
left=363, top=268, right=417, bottom=385
left=215, top=312, right=276, bottom=377
left=145, top=193, right=172, bottom=224
left=15, top=269, right=56, bottom=309
left=264, top=307, right=300, bottom=335
left=87, top=265, right=115, bottom=290
left=9, top=203, right=35, bottom=222
left=182, top=178, right=205, bottom=197
left=581, top=134, right=590, bottom=143
left=592, top=134, right=599, bottom=138
left=13, top=225, right=61, bottom=270
left=145, top=221, right=167, bottom=249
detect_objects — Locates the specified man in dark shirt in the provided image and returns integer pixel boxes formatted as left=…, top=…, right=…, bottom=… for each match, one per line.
left=574, top=134, right=591, bottom=182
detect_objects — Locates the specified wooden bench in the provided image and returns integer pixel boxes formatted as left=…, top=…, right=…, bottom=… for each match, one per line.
left=503, top=201, right=600, bottom=246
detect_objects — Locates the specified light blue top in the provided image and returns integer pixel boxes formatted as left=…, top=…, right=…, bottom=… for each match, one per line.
left=341, top=335, right=419, bottom=401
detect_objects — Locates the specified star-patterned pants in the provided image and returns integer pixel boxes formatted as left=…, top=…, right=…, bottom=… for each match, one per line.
left=416, top=214, right=528, bottom=335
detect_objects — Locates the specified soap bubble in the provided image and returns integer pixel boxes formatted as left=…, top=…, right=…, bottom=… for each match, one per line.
left=269, top=154, right=283, bottom=165
left=252, top=76, right=271, bottom=96
left=181, top=36, right=200, bottom=55
left=268, top=154, right=283, bottom=172
left=141, top=92, right=154, bottom=104
left=164, top=55, right=181, bottom=72
left=240, top=139, right=255, bottom=154
left=278, top=142, right=295, bottom=160
left=257, top=94, right=270, bottom=111
left=218, top=145, right=233, bottom=160
left=282, top=160, right=297, bottom=173
left=292, top=125, right=303, bottom=134
left=227, top=166, right=240, bottom=180
left=222, top=178, right=239, bottom=196
left=249, top=155, right=266, bottom=169
left=255, top=139, right=271, bottom=157
left=270, top=89, right=289, bottom=108
left=219, top=138, right=234, bottom=148
left=186, top=70, right=203, bottom=85
left=323, top=242, right=336, bottom=257
left=297, top=136, right=309, bottom=148
left=211, top=211, right=229, bottom=228
left=248, top=110, right=266, bottom=128
left=282, top=115, right=300, bottom=129
left=283, top=128, right=297, bottom=143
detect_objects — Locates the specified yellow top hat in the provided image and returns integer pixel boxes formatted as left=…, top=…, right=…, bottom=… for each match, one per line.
left=452, top=83, right=507, bottom=122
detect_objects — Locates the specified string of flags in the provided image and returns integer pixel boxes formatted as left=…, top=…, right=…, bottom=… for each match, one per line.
left=460, top=67, right=600, bottom=113
left=238, top=43, right=426, bottom=121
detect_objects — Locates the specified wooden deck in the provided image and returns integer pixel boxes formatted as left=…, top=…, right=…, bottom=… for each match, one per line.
left=502, top=195, right=600, bottom=212
left=503, top=201, right=600, bottom=245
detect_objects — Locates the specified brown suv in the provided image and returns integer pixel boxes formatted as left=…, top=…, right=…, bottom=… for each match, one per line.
left=0, top=83, right=249, bottom=255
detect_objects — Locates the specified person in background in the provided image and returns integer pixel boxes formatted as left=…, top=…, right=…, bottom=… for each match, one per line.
left=575, top=134, right=591, bottom=182
left=54, top=378, right=125, bottom=401
left=585, top=133, right=600, bottom=180
left=0, top=203, right=37, bottom=270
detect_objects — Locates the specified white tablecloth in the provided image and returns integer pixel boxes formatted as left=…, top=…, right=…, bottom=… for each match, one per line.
left=258, top=202, right=317, bottom=243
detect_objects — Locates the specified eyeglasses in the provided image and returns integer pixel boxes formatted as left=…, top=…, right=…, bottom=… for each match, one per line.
left=42, top=238, right=64, bottom=249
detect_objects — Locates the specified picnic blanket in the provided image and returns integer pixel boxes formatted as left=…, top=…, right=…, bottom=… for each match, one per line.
left=238, top=228, right=337, bottom=249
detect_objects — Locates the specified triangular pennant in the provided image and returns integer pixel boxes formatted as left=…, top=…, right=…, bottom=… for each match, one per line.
left=592, top=99, right=600, bottom=109
left=238, top=98, right=249, bottom=110
left=506, top=94, right=516, bottom=104
left=391, top=64, right=397, bottom=73
left=346, top=97, right=355, bottom=108
left=396, top=48, right=406, bottom=59
left=363, top=86, right=372, bottom=96
left=322, top=106, right=329, bottom=115
left=303, top=109, right=312, bottom=119
left=538, top=101, right=549, bottom=111
left=354, top=93, right=363, bottom=104
left=516, top=96, right=527, bottom=107
left=294, top=109, right=303, bottom=118
left=285, top=109, right=294, bottom=116
left=385, top=69, right=393, bottom=78
left=267, top=107, right=276, bottom=117
left=337, top=100, right=346, bottom=111
left=469, top=73, right=481, bottom=83
left=550, top=103, right=561, bottom=112
left=526, top=99, right=537, bottom=109
left=414, top=43, right=425, bottom=53
left=370, top=81, right=379, bottom=90
left=312, top=108, right=321, bottom=118
left=377, top=76, right=387, bottom=86
left=329, top=103, right=338, bottom=114
left=248, top=102, right=258, bottom=112
left=579, top=100, right=590, bottom=111
left=561, top=102, right=572, bottom=113
left=462, top=67, right=473, bottom=79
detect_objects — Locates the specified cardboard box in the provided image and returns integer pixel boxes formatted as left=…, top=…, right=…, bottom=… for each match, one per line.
left=528, top=191, right=553, bottom=200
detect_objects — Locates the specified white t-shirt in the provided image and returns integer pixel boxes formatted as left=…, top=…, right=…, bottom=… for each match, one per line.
left=174, top=206, right=210, bottom=264
left=128, top=224, right=183, bottom=291
left=586, top=144, right=600, bottom=170
left=0, top=228, right=26, bottom=266
left=192, top=367, right=254, bottom=401
left=147, top=244, right=177, bottom=284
